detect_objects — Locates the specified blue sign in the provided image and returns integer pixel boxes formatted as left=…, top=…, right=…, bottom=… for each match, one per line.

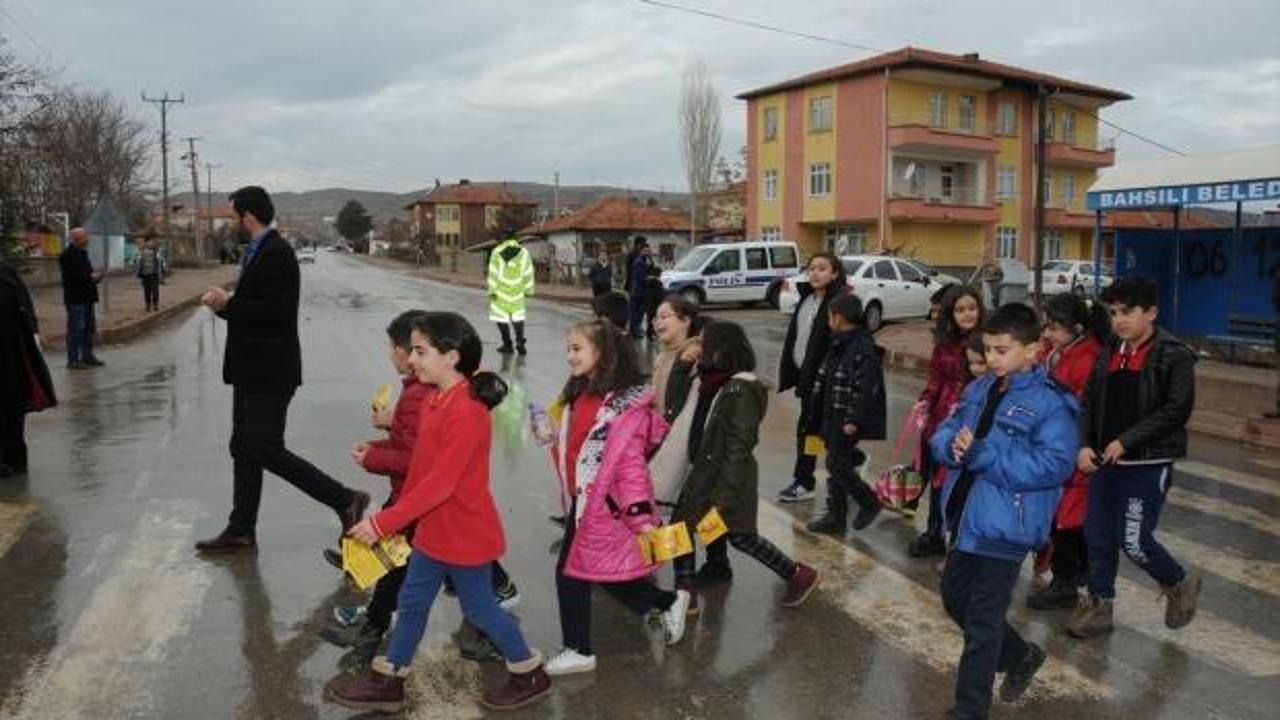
left=1087, top=178, right=1280, bottom=210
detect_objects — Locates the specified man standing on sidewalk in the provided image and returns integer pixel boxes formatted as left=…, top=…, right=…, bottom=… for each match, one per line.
left=59, top=228, right=104, bottom=369
left=195, top=186, right=369, bottom=554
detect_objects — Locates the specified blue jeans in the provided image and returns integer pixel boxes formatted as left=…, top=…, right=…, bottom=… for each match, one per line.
left=1085, top=463, right=1186, bottom=599
left=386, top=550, right=532, bottom=667
left=65, top=304, right=96, bottom=363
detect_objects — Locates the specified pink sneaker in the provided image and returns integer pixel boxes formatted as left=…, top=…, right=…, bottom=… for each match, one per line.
left=782, top=563, right=820, bottom=607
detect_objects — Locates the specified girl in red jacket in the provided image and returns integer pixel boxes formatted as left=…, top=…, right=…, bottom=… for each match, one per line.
left=1026, top=293, right=1107, bottom=610
left=327, top=312, right=550, bottom=714
left=909, top=285, right=984, bottom=558
left=543, top=319, right=690, bottom=677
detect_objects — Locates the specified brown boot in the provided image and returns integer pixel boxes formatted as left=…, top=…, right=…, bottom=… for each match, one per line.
left=194, top=530, right=257, bottom=554
left=1066, top=594, right=1114, bottom=639
left=1162, top=575, right=1202, bottom=629
left=323, top=656, right=407, bottom=713
left=478, top=650, right=551, bottom=711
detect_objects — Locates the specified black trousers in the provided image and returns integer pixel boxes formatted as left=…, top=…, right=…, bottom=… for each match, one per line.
left=227, top=388, right=353, bottom=536
left=824, top=434, right=877, bottom=515
left=591, top=282, right=610, bottom=297
left=496, top=321, right=526, bottom=348
left=627, top=294, right=648, bottom=338
left=0, top=407, right=26, bottom=471
left=793, top=403, right=817, bottom=490
left=1049, top=526, right=1088, bottom=586
left=921, top=441, right=945, bottom=538
left=555, top=506, right=676, bottom=654
left=940, top=551, right=1032, bottom=720
left=140, top=274, right=160, bottom=308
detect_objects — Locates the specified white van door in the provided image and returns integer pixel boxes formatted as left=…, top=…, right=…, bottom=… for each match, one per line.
left=742, top=246, right=773, bottom=302
left=702, top=248, right=745, bottom=302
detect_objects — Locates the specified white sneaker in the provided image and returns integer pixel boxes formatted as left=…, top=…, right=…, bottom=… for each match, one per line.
left=545, top=648, right=597, bottom=676
left=663, top=590, right=691, bottom=645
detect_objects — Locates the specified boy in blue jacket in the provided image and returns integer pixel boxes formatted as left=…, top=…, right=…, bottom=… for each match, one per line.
left=931, top=303, right=1079, bottom=720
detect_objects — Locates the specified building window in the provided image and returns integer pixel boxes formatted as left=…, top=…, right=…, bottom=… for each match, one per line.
left=997, top=227, right=1018, bottom=259
left=1041, top=169, right=1052, bottom=202
left=939, top=164, right=956, bottom=201
left=1044, top=109, right=1055, bottom=142
left=958, top=95, right=976, bottom=132
left=1045, top=230, right=1064, bottom=260
left=808, top=162, right=831, bottom=197
left=484, top=205, right=498, bottom=228
left=929, top=92, right=947, bottom=128
left=761, top=226, right=781, bottom=242
left=824, top=226, right=867, bottom=255
left=997, top=166, right=1016, bottom=200
left=1063, top=111, right=1076, bottom=145
left=763, top=107, right=779, bottom=141
left=1061, top=174, right=1076, bottom=208
left=809, top=96, right=832, bottom=132
left=997, top=101, right=1017, bottom=135
left=763, top=169, right=778, bottom=200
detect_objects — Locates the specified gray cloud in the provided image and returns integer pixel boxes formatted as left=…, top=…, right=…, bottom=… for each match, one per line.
left=9, top=0, right=1278, bottom=194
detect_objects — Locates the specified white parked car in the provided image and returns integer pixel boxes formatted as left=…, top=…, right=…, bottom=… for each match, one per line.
left=777, top=255, right=961, bottom=332
left=660, top=241, right=802, bottom=308
left=297, top=246, right=317, bottom=264
left=1037, top=260, right=1113, bottom=296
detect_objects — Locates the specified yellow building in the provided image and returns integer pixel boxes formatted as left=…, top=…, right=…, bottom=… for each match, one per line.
left=739, top=47, right=1130, bottom=271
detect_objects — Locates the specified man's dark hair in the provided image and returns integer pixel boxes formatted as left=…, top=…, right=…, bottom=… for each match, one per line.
left=701, top=320, right=757, bottom=375
left=828, top=293, right=864, bottom=326
left=1102, top=275, right=1159, bottom=310
left=592, top=291, right=630, bottom=329
left=386, top=309, right=427, bottom=352
left=982, top=302, right=1041, bottom=345
left=229, top=186, right=275, bottom=225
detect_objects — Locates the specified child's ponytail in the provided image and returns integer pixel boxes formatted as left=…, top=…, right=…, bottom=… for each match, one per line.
left=470, top=371, right=509, bottom=409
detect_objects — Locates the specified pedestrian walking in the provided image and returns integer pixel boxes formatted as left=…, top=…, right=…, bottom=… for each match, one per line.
left=195, top=186, right=370, bottom=554
left=1069, top=276, right=1202, bottom=639
left=542, top=319, right=690, bottom=676
left=330, top=312, right=551, bottom=713
left=588, top=251, right=613, bottom=297
left=0, top=256, right=56, bottom=478
left=59, top=227, right=104, bottom=369
left=627, top=239, right=654, bottom=339
left=672, top=320, right=821, bottom=613
left=806, top=294, right=887, bottom=535
left=776, top=252, right=849, bottom=503
left=1025, top=293, right=1106, bottom=611
left=931, top=303, right=1079, bottom=719
left=132, top=236, right=166, bottom=311
left=908, top=284, right=984, bottom=558
left=487, top=234, right=534, bottom=355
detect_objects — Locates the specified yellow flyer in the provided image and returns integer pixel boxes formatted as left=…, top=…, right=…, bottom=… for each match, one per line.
left=803, top=434, right=826, bottom=456
left=371, top=383, right=393, bottom=413
left=696, top=507, right=728, bottom=545
left=637, top=522, right=693, bottom=564
left=341, top=535, right=412, bottom=590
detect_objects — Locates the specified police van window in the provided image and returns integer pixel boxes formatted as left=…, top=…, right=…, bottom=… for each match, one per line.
left=873, top=259, right=899, bottom=280
left=708, top=249, right=741, bottom=274
left=745, top=247, right=768, bottom=270
left=769, top=245, right=798, bottom=269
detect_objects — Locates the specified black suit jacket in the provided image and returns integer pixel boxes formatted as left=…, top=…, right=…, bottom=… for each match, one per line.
left=59, top=245, right=98, bottom=306
left=219, top=230, right=302, bottom=391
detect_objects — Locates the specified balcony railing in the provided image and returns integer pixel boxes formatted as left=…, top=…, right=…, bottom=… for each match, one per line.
left=889, top=110, right=990, bottom=136
left=891, top=181, right=989, bottom=206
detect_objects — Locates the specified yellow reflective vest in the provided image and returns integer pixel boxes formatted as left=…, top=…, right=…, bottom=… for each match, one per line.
left=487, top=238, right=534, bottom=322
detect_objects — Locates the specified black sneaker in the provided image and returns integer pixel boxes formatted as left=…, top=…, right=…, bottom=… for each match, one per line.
left=692, top=562, right=733, bottom=587
left=83, top=356, right=105, bottom=367
left=999, top=643, right=1046, bottom=703
left=322, top=547, right=343, bottom=571
left=907, top=533, right=946, bottom=558
left=1026, top=576, right=1081, bottom=611
left=497, top=344, right=515, bottom=355
left=851, top=502, right=882, bottom=531
left=806, top=513, right=847, bottom=535
left=321, top=620, right=380, bottom=649
left=548, top=514, right=567, bottom=527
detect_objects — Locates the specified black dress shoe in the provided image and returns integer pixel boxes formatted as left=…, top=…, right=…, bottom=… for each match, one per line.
left=83, top=357, right=105, bottom=367
left=195, top=531, right=257, bottom=554
left=323, top=547, right=344, bottom=571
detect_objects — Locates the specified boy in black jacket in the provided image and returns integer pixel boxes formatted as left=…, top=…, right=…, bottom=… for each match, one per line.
left=807, top=294, right=886, bottom=534
left=1069, top=276, right=1202, bottom=639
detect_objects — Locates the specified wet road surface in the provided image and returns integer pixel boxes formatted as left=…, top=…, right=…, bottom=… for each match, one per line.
left=2, top=252, right=1278, bottom=719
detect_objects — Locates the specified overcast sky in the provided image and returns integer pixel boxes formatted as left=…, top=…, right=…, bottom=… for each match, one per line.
left=7, top=0, right=1278, bottom=195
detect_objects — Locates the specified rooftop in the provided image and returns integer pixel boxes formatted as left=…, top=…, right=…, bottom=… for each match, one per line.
left=519, top=197, right=691, bottom=235
left=404, top=181, right=536, bottom=209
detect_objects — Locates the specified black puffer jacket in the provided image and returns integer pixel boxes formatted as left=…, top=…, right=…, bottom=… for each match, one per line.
left=1080, top=328, right=1196, bottom=461
left=807, top=327, right=887, bottom=442
left=778, top=284, right=848, bottom=397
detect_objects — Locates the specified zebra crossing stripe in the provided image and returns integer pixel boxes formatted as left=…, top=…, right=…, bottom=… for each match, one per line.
left=1167, top=486, right=1280, bottom=538
left=1176, top=460, right=1280, bottom=499
left=0, top=501, right=36, bottom=560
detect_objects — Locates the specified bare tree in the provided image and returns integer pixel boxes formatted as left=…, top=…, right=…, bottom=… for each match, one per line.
left=678, top=58, right=721, bottom=247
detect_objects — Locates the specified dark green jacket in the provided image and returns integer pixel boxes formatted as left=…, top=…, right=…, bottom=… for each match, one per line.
left=673, top=375, right=768, bottom=535
left=663, top=359, right=696, bottom=423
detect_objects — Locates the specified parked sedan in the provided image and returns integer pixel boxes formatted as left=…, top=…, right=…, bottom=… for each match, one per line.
left=297, top=246, right=317, bottom=264
left=777, top=255, right=953, bottom=332
left=1037, top=259, right=1113, bottom=296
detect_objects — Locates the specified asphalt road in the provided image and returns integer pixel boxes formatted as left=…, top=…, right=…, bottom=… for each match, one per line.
left=1, top=252, right=1277, bottom=719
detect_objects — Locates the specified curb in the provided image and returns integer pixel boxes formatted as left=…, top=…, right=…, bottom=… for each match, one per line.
left=42, top=278, right=238, bottom=350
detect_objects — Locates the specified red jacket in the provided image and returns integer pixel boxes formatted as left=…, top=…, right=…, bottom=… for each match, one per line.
left=370, top=381, right=505, bottom=566
left=917, top=339, right=968, bottom=443
left=362, top=375, right=429, bottom=499
left=1045, top=335, right=1103, bottom=528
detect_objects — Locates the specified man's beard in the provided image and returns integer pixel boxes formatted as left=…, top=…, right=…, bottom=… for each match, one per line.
left=235, top=224, right=252, bottom=244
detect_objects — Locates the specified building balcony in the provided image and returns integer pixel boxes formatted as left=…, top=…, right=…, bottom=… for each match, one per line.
left=1045, top=207, right=1097, bottom=229
left=888, top=113, right=998, bottom=156
left=888, top=184, right=998, bottom=224
left=1045, top=140, right=1116, bottom=168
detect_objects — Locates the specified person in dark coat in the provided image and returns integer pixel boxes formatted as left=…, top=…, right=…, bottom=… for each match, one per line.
left=195, top=185, right=370, bottom=554
left=627, top=239, right=654, bottom=340
left=0, top=257, right=56, bottom=477
left=59, top=228, right=104, bottom=369
left=588, top=251, right=612, bottom=297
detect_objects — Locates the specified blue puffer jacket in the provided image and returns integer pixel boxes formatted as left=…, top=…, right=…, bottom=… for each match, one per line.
left=931, top=367, right=1080, bottom=562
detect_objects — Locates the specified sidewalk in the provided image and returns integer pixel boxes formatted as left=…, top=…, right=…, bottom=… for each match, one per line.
left=33, top=264, right=241, bottom=350
left=356, top=254, right=593, bottom=304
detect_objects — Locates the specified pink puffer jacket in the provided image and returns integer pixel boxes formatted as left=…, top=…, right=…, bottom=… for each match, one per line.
left=563, top=391, right=670, bottom=583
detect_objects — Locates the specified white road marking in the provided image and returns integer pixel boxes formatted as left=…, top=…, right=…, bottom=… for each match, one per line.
left=1176, top=460, right=1280, bottom=499
left=1168, top=486, right=1280, bottom=539
left=1156, top=532, right=1280, bottom=599
left=0, top=501, right=36, bottom=560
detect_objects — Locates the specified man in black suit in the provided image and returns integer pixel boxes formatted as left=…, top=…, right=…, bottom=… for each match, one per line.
left=195, top=186, right=369, bottom=553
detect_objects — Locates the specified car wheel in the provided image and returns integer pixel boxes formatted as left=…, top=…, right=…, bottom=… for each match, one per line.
left=765, top=283, right=782, bottom=310
left=679, top=287, right=704, bottom=307
left=864, top=301, right=883, bottom=333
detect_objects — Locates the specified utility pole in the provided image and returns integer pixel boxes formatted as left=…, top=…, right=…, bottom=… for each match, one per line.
left=182, top=136, right=202, bottom=258
left=142, top=91, right=184, bottom=262
left=553, top=171, right=560, bottom=217
left=204, top=161, right=221, bottom=239
left=1032, top=85, right=1049, bottom=312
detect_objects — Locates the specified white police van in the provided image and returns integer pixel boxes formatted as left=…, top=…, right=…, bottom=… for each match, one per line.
left=660, top=241, right=802, bottom=308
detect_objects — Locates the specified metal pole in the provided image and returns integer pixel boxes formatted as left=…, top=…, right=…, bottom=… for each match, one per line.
left=1172, top=205, right=1181, bottom=329
left=1093, top=209, right=1104, bottom=299
left=1033, top=85, right=1049, bottom=312
left=142, top=92, right=185, bottom=262
left=1233, top=200, right=1242, bottom=324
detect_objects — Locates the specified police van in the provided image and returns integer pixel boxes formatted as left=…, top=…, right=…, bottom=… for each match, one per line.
left=660, top=241, right=802, bottom=308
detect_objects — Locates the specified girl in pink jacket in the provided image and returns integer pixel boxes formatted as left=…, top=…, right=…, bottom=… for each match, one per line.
left=543, top=319, right=691, bottom=676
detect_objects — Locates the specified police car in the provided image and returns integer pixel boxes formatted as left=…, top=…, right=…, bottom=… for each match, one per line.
left=660, top=241, right=801, bottom=308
